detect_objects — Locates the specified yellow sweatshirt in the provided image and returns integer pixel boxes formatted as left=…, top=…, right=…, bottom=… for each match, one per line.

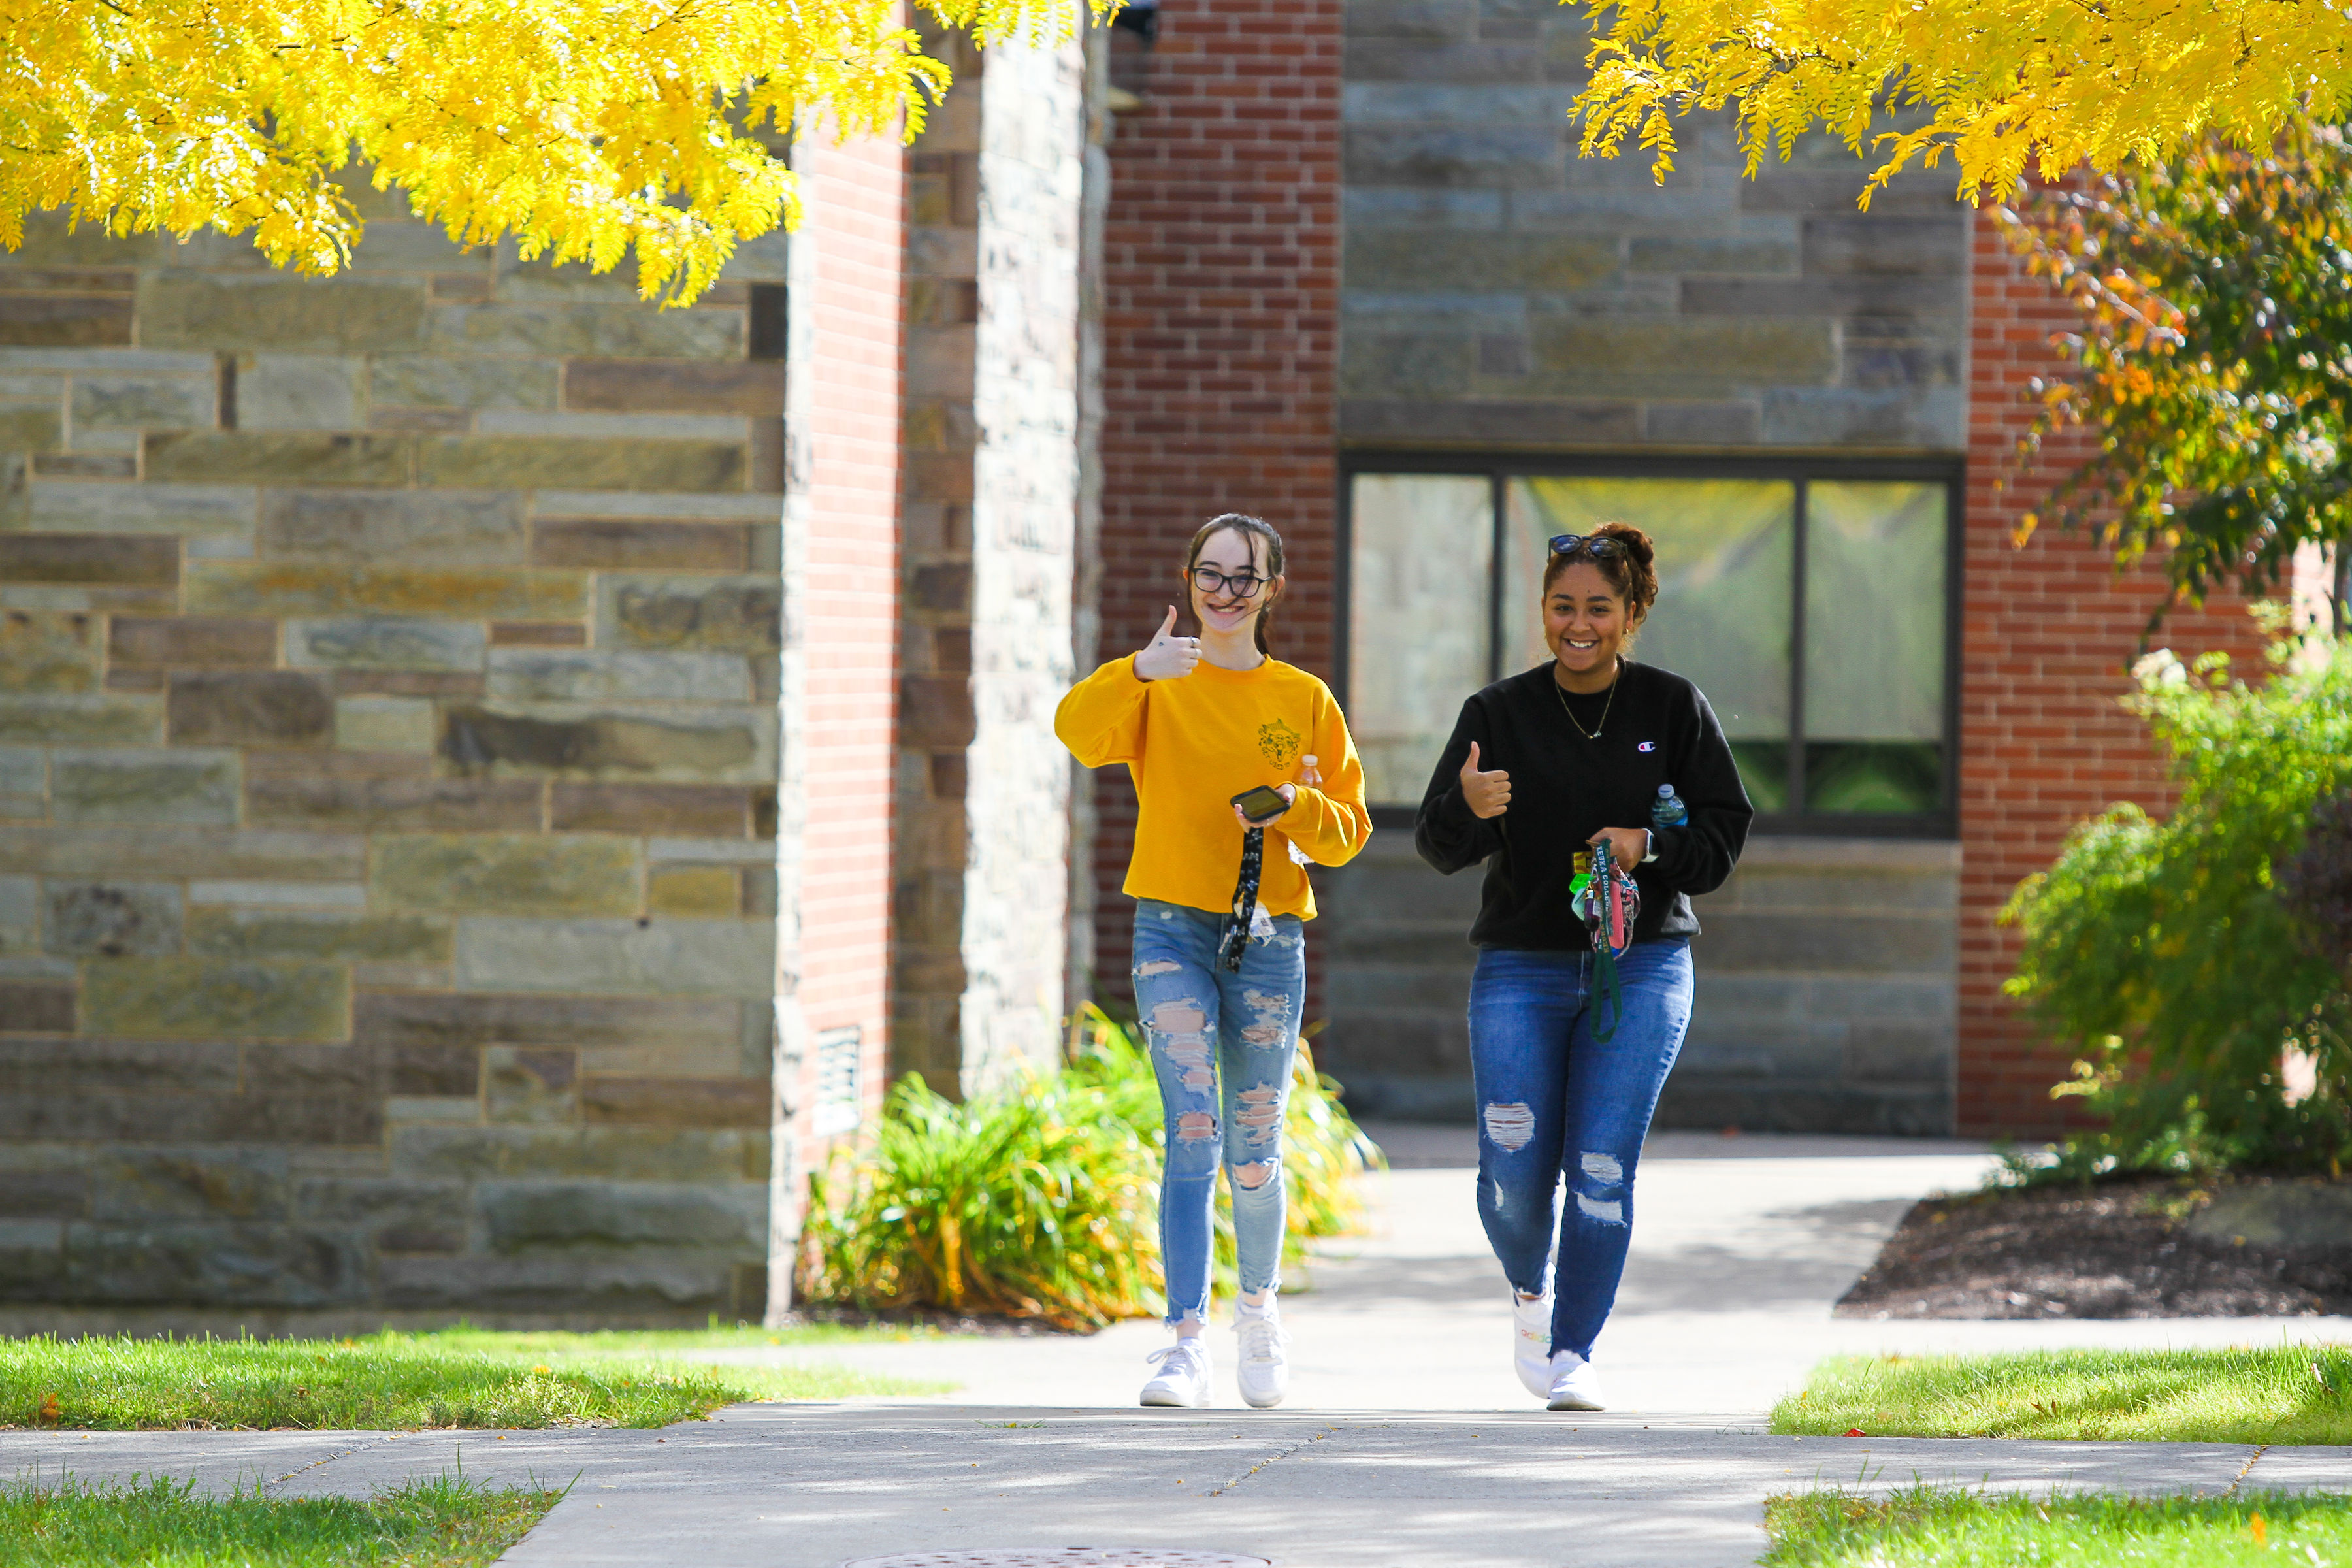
left=1056, top=655, right=1371, bottom=919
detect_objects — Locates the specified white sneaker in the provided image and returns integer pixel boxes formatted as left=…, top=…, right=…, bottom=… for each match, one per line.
left=1140, top=1339, right=1213, bottom=1407
left=1233, top=1305, right=1290, bottom=1409
left=1511, top=1291, right=1553, bottom=1398
left=1546, top=1350, right=1607, bottom=1412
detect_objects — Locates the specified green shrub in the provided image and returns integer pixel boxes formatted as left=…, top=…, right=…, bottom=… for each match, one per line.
left=795, top=1007, right=1383, bottom=1329
left=2001, top=634, right=2352, bottom=1179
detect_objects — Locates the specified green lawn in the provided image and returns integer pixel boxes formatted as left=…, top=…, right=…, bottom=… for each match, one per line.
left=1, top=1325, right=949, bottom=1431
left=1765, top=1486, right=2352, bottom=1567
left=1774, top=1346, right=2352, bottom=1445
left=422, top=1319, right=962, bottom=1358
left=1, top=1471, right=563, bottom=1568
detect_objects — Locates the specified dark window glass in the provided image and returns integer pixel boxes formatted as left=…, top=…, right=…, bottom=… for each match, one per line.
left=1345, top=474, right=1493, bottom=804
left=1345, top=464, right=1953, bottom=827
left=749, top=284, right=788, bottom=361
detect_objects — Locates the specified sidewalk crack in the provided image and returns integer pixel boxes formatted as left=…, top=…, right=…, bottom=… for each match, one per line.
left=2224, top=1445, right=2270, bottom=1496
left=263, top=1434, right=397, bottom=1492
left=1207, top=1423, right=1341, bottom=1497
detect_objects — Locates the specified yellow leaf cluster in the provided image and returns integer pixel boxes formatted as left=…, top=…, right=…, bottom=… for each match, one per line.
left=1573, top=0, right=2352, bottom=205
left=0, top=0, right=1090, bottom=304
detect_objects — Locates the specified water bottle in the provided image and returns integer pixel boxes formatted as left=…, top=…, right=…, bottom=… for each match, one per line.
left=1651, top=783, right=1688, bottom=829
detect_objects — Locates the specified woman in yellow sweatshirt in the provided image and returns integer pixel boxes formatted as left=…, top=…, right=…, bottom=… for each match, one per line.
left=1055, top=512, right=1371, bottom=1411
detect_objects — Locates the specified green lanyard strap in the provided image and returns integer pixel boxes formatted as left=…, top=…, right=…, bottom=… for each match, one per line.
left=1588, top=930, right=1624, bottom=1043
left=1571, top=846, right=1637, bottom=1042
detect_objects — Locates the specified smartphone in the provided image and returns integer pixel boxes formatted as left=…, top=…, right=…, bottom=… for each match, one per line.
left=1230, top=785, right=1290, bottom=824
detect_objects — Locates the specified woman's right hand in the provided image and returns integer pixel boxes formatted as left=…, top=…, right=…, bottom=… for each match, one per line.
left=1134, top=606, right=1201, bottom=682
left=1459, top=740, right=1511, bottom=819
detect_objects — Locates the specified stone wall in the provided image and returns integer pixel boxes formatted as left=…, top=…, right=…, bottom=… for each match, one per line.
left=1296, top=0, right=1981, bottom=1130
left=1339, top=1, right=1967, bottom=450
left=1656, top=838, right=1957, bottom=1134
left=0, top=199, right=791, bottom=1326
left=1316, top=835, right=1961, bottom=1133
left=894, top=31, right=1086, bottom=1096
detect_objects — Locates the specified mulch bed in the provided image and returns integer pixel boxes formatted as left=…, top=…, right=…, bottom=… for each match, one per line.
left=1837, top=1178, right=2352, bottom=1319
left=784, top=1305, right=1080, bottom=1337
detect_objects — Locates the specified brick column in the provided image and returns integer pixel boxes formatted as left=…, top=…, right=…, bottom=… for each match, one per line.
left=1092, top=0, right=1343, bottom=1009
left=1957, top=203, right=2262, bottom=1137
left=770, top=123, right=906, bottom=1316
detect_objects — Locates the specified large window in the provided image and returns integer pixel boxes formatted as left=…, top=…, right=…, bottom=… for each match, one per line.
left=1341, top=461, right=1957, bottom=832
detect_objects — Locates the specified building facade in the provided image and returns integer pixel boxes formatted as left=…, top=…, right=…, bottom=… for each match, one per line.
left=0, top=141, right=923, bottom=1329
left=0, top=0, right=2311, bottom=1325
left=1092, top=0, right=2273, bottom=1136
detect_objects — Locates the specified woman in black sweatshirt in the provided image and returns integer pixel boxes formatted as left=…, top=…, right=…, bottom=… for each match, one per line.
left=1414, top=522, right=1750, bottom=1411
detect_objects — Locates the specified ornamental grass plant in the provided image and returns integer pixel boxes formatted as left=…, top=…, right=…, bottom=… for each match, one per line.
left=795, top=1007, right=1383, bottom=1330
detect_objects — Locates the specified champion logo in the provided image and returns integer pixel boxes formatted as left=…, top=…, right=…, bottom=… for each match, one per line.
left=1637, top=741, right=1657, bottom=753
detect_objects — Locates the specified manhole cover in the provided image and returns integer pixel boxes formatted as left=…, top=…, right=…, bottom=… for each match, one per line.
left=842, top=1553, right=1270, bottom=1568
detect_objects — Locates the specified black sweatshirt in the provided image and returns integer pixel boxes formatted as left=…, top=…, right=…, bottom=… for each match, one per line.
left=1414, top=659, right=1753, bottom=951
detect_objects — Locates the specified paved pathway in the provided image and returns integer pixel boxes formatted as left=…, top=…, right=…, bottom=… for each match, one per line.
left=10, top=1409, right=2348, bottom=1567
left=5, top=1126, right=2348, bottom=1565
left=689, top=1126, right=2352, bottom=1414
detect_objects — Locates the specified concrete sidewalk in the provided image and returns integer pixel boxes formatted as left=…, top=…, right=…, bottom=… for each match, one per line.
left=5, top=1125, right=2348, bottom=1566
left=686, top=1126, right=2352, bottom=1414
left=8, top=1407, right=2348, bottom=1567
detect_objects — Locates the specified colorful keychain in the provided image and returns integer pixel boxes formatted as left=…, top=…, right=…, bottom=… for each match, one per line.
left=1571, top=844, right=1640, bottom=1041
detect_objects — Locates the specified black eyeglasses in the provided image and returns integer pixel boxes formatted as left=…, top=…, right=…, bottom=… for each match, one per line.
left=1192, top=567, right=1267, bottom=599
left=1548, top=534, right=1624, bottom=561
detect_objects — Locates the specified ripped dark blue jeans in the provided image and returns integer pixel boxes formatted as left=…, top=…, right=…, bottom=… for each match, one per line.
left=1469, top=939, right=1694, bottom=1360
left=1130, top=898, right=1305, bottom=1328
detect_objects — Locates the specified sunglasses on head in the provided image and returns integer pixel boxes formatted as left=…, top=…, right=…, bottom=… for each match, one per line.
left=1548, top=534, right=1624, bottom=560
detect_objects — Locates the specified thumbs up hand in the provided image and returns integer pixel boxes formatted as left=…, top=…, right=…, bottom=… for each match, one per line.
left=1459, top=740, right=1512, bottom=819
left=1134, top=606, right=1201, bottom=682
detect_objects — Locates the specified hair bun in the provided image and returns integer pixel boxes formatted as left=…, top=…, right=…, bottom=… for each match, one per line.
left=1593, top=520, right=1655, bottom=566
left=1545, top=520, right=1659, bottom=625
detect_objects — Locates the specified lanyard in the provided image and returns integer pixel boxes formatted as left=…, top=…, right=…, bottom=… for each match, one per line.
left=1571, top=847, right=1638, bottom=1041
left=1217, top=827, right=1264, bottom=972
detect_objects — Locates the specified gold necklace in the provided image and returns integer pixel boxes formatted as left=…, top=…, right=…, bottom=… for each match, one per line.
left=1552, top=664, right=1618, bottom=740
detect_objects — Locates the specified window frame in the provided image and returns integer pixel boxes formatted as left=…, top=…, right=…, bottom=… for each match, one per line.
left=1336, top=449, right=1965, bottom=840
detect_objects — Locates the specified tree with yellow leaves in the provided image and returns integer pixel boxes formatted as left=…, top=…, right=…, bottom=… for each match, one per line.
left=1573, top=0, right=2352, bottom=206
left=0, top=0, right=1086, bottom=306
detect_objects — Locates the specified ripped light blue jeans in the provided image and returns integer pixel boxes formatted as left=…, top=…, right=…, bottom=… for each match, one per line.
left=1469, top=939, right=1694, bottom=1360
left=1130, top=898, right=1305, bottom=1328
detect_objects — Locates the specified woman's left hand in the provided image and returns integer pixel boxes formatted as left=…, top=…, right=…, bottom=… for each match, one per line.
left=1590, top=826, right=1647, bottom=875
left=1235, top=784, right=1296, bottom=828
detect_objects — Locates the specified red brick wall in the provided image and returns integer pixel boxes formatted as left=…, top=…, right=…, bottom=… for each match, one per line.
left=1091, top=0, right=1344, bottom=1010
left=793, top=129, right=906, bottom=1144
left=1958, top=203, right=2264, bottom=1136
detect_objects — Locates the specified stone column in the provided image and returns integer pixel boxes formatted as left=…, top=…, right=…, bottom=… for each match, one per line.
left=1067, top=27, right=1112, bottom=1021
left=892, top=33, right=1088, bottom=1096
left=961, top=39, right=1088, bottom=1089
